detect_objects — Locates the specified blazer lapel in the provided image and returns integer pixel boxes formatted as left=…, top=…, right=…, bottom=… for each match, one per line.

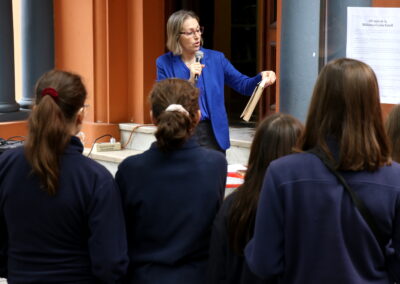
left=200, top=48, right=209, bottom=96
left=172, top=55, right=189, bottom=80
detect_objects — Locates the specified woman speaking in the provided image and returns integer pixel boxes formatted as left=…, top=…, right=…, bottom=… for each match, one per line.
left=157, top=10, right=276, bottom=152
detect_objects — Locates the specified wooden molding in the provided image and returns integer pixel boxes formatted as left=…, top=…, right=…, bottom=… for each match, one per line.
left=0, top=121, right=28, bottom=139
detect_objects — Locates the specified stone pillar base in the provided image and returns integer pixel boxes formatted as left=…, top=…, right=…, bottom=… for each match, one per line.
left=0, top=102, right=20, bottom=113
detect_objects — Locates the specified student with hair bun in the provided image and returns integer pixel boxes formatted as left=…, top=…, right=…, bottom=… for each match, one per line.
left=116, top=78, right=227, bottom=284
left=0, top=70, right=128, bottom=283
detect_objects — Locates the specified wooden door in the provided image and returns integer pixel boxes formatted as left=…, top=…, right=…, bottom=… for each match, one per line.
left=258, top=0, right=280, bottom=119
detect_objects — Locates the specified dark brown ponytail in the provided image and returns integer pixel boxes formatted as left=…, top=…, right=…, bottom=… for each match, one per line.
left=24, top=70, right=87, bottom=195
left=150, top=79, right=199, bottom=152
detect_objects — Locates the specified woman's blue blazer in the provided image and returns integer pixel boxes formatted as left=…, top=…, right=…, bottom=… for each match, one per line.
left=156, top=48, right=261, bottom=150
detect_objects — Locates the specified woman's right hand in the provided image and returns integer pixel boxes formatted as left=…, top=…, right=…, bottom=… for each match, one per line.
left=261, top=71, right=276, bottom=86
left=189, top=62, right=205, bottom=83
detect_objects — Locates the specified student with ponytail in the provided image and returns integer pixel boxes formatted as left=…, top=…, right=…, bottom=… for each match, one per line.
left=116, top=78, right=227, bottom=284
left=0, top=70, right=128, bottom=283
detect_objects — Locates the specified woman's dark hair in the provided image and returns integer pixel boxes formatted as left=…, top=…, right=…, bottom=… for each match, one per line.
left=386, top=104, right=400, bottom=163
left=24, top=70, right=87, bottom=195
left=228, top=113, right=303, bottom=254
left=150, top=78, right=199, bottom=151
left=298, top=58, right=390, bottom=171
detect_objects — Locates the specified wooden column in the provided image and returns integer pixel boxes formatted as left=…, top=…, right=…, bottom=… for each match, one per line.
left=54, top=0, right=165, bottom=145
left=128, top=0, right=165, bottom=123
left=54, top=0, right=108, bottom=144
left=258, top=0, right=281, bottom=119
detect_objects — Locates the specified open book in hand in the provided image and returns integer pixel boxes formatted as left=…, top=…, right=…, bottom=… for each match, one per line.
left=240, top=77, right=270, bottom=122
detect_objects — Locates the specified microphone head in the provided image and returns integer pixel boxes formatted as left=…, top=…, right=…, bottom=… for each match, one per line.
left=195, top=50, right=204, bottom=61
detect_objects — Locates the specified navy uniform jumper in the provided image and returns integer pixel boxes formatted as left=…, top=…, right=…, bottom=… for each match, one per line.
left=115, top=138, right=227, bottom=284
left=245, top=147, right=400, bottom=284
left=0, top=136, right=128, bottom=283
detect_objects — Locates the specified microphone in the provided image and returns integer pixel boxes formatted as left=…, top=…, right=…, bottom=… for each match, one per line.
left=194, top=51, right=204, bottom=83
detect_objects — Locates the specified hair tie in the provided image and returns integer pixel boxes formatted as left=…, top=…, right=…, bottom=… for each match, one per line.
left=165, top=104, right=189, bottom=116
left=41, top=88, right=59, bottom=101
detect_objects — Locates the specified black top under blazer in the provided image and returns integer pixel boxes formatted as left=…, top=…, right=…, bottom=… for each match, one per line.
left=115, top=138, right=227, bottom=284
left=0, top=136, right=128, bottom=283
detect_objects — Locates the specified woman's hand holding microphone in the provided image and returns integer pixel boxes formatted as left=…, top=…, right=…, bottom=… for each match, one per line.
left=189, top=62, right=205, bottom=83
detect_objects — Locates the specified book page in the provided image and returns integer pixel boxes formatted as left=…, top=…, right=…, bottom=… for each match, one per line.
left=241, top=78, right=269, bottom=121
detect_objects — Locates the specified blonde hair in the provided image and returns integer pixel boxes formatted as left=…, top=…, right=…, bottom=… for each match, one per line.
left=166, top=10, right=202, bottom=55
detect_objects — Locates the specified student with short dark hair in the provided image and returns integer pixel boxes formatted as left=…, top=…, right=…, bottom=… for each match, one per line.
left=0, top=70, right=128, bottom=283
left=116, top=78, right=227, bottom=284
left=207, top=113, right=303, bottom=284
left=245, top=58, right=400, bottom=283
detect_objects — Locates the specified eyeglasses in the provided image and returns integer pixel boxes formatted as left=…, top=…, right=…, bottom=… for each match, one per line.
left=179, top=26, right=204, bottom=37
left=80, top=104, right=90, bottom=113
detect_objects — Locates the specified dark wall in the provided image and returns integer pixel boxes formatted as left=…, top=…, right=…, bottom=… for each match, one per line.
left=165, top=0, right=215, bottom=49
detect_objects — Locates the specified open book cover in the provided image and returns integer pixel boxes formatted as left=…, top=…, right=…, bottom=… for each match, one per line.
left=240, top=78, right=269, bottom=122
